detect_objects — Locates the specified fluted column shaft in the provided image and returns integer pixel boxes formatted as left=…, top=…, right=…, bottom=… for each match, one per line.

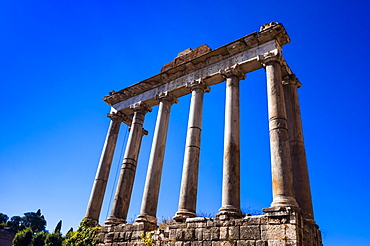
left=106, top=102, right=151, bottom=224
left=217, top=66, right=245, bottom=219
left=174, top=80, right=210, bottom=222
left=283, top=74, right=315, bottom=221
left=85, top=111, right=125, bottom=222
left=137, top=93, right=178, bottom=224
left=264, top=57, right=298, bottom=208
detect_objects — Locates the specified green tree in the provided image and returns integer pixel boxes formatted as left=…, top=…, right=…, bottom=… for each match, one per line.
left=45, top=232, right=63, bottom=246
left=54, top=220, right=62, bottom=234
left=7, top=216, right=22, bottom=232
left=12, top=227, right=33, bottom=246
left=0, top=213, right=9, bottom=223
left=22, top=210, right=46, bottom=232
left=0, top=212, right=9, bottom=229
left=62, top=218, right=100, bottom=246
left=33, top=231, right=48, bottom=246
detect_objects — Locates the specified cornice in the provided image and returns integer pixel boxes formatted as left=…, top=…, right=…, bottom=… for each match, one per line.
left=103, top=22, right=290, bottom=107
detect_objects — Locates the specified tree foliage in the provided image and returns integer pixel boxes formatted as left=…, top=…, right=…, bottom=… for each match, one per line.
left=22, top=210, right=47, bottom=232
left=3, top=210, right=99, bottom=246
left=12, top=227, right=33, bottom=246
left=0, top=213, right=9, bottom=223
left=62, top=218, right=101, bottom=246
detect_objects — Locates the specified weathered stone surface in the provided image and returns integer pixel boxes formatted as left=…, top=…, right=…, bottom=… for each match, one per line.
left=240, top=225, right=260, bottom=240
left=229, top=226, right=240, bottom=240
left=237, top=240, right=255, bottom=246
left=98, top=214, right=321, bottom=246
left=220, top=227, right=229, bottom=240
left=161, top=45, right=212, bottom=73
left=261, top=225, right=285, bottom=240
left=195, top=228, right=203, bottom=241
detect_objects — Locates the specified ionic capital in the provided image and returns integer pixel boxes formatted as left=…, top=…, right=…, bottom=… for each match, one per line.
left=156, top=91, right=179, bottom=105
left=130, top=101, right=152, bottom=114
left=220, top=65, right=246, bottom=80
left=258, top=49, right=284, bottom=66
left=282, top=74, right=302, bottom=88
left=186, top=79, right=211, bottom=93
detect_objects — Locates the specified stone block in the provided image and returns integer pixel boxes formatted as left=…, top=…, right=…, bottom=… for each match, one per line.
left=203, top=241, right=212, bottom=246
left=210, top=227, right=220, bottom=240
left=184, top=229, right=195, bottom=240
left=267, top=240, right=285, bottom=246
left=176, top=229, right=184, bottom=241
left=242, top=216, right=261, bottom=225
left=169, top=229, right=177, bottom=241
left=192, top=241, right=202, bottom=246
left=203, top=229, right=211, bottom=240
left=212, top=241, right=221, bottom=246
left=237, top=240, right=255, bottom=246
left=267, top=218, right=282, bottom=225
left=240, top=225, right=260, bottom=240
left=229, top=226, right=240, bottom=240
left=256, top=241, right=267, bottom=246
left=106, top=232, right=115, bottom=243
left=221, top=240, right=237, bottom=246
left=223, top=220, right=235, bottom=227
left=175, top=241, right=184, bottom=246
left=220, top=227, right=229, bottom=240
left=195, top=228, right=203, bottom=241
left=114, top=232, right=121, bottom=240
left=261, top=225, right=285, bottom=240
left=285, top=225, right=297, bottom=240
left=187, top=223, right=197, bottom=229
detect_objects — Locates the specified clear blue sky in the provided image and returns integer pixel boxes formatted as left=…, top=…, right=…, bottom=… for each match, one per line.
left=1, top=0, right=370, bottom=245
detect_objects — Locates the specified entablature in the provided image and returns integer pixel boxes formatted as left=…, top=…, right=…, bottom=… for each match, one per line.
left=103, top=22, right=294, bottom=125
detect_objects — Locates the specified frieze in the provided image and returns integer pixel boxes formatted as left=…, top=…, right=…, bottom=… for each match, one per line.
left=112, top=40, right=283, bottom=112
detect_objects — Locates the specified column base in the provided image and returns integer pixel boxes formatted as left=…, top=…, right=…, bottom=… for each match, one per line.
left=173, top=210, right=196, bottom=222
left=270, top=195, right=299, bottom=208
left=216, top=206, right=242, bottom=220
left=262, top=205, right=301, bottom=218
left=136, top=214, right=157, bottom=224
left=83, top=217, right=99, bottom=227
left=105, top=216, right=126, bottom=225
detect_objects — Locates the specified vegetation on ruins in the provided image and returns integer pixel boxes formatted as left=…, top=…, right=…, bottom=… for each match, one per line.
left=140, top=232, right=154, bottom=246
left=0, top=211, right=100, bottom=246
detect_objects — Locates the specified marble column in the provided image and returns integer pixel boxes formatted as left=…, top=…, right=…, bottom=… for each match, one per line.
left=136, top=92, right=178, bottom=224
left=262, top=54, right=299, bottom=209
left=217, top=66, right=245, bottom=219
left=173, top=79, right=210, bottom=222
left=283, top=74, right=315, bottom=222
left=85, top=111, right=127, bottom=222
left=106, top=102, right=151, bottom=224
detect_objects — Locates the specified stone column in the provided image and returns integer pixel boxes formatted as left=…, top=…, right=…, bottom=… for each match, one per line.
left=283, top=74, right=315, bottom=222
left=173, top=79, right=210, bottom=222
left=262, top=53, right=299, bottom=209
left=106, top=102, right=151, bottom=224
left=217, top=66, right=245, bottom=219
left=85, top=111, right=127, bottom=222
left=136, top=92, right=178, bottom=224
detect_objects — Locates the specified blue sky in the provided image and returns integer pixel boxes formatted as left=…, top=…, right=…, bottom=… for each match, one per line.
left=1, top=0, right=370, bottom=245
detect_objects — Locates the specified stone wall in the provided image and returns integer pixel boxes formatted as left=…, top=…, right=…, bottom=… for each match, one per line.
left=97, top=208, right=322, bottom=246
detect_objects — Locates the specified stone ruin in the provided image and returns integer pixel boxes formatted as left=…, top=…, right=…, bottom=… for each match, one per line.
left=85, top=22, right=323, bottom=246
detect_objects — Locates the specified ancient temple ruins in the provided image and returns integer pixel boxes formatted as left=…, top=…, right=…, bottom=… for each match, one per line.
left=86, top=22, right=322, bottom=245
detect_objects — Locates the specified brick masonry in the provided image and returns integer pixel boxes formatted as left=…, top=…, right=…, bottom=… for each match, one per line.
left=97, top=208, right=322, bottom=246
